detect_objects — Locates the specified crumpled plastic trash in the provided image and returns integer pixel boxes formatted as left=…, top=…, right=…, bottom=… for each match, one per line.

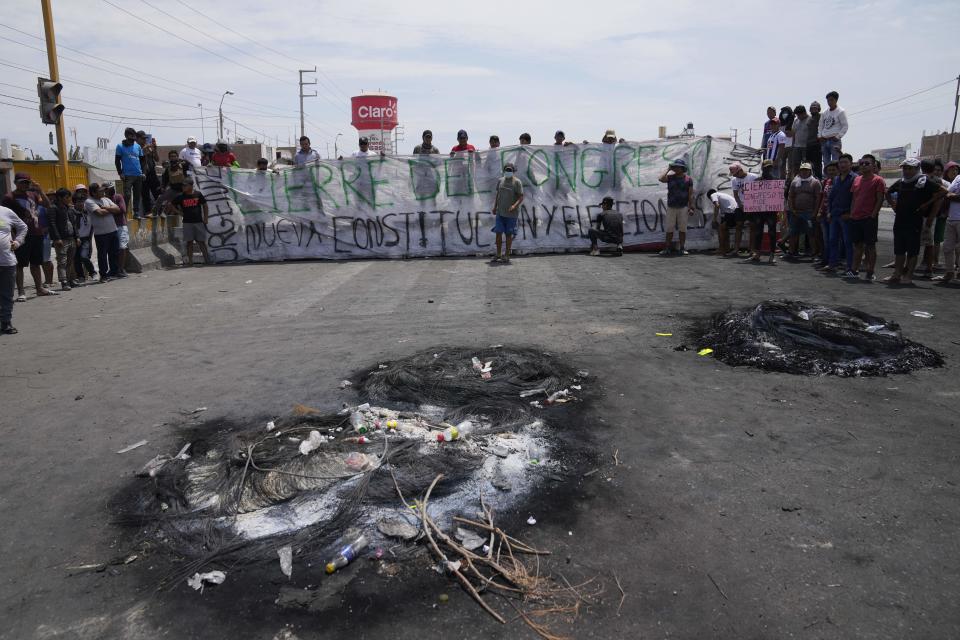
left=339, top=380, right=353, bottom=389
left=277, top=545, right=293, bottom=578
left=137, top=443, right=191, bottom=477
left=519, top=388, right=546, bottom=398
left=526, top=516, right=537, bottom=525
left=117, top=440, right=148, bottom=454
left=186, top=570, right=226, bottom=592
left=377, top=517, right=419, bottom=540
left=455, top=527, right=486, bottom=551
left=298, top=431, right=328, bottom=455
left=910, top=310, right=933, bottom=319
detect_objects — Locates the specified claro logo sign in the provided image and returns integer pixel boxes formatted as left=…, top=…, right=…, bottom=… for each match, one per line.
left=351, top=95, right=399, bottom=130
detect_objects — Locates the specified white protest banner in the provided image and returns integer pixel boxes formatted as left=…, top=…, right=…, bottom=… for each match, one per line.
left=742, top=179, right=785, bottom=213
left=194, top=137, right=755, bottom=262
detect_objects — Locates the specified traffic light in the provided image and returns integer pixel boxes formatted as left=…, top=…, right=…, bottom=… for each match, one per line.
left=37, top=77, right=64, bottom=125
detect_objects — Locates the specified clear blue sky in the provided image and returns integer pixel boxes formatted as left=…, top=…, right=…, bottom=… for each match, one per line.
left=1, top=0, right=958, bottom=160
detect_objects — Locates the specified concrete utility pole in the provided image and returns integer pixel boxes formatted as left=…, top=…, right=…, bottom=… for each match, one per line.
left=218, top=91, right=233, bottom=141
left=40, top=0, right=68, bottom=188
left=947, top=74, right=960, bottom=162
left=299, top=68, right=317, bottom=140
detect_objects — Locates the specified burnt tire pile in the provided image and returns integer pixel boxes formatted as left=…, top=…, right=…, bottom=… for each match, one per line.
left=697, top=300, right=943, bottom=376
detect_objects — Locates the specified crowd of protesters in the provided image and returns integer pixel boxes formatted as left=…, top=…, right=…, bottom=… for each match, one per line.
left=692, top=91, right=958, bottom=288
left=2, top=99, right=959, bottom=334
left=0, top=126, right=230, bottom=333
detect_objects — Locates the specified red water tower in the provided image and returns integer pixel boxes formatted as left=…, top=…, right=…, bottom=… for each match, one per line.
left=350, top=92, right=398, bottom=155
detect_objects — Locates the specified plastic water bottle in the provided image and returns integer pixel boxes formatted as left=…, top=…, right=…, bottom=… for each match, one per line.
left=437, top=420, right=474, bottom=442
left=350, top=411, right=367, bottom=434
left=325, top=533, right=369, bottom=574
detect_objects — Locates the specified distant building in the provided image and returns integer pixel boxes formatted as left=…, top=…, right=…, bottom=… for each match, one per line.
left=919, top=132, right=960, bottom=163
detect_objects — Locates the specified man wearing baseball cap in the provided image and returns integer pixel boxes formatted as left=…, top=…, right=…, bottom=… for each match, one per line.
left=601, top=129, right=617, bottom=145
left=179, top=136, right=202, bottom=168
left=450, top=130, right=476, bottom=156
left=413, top=130, right=439, bottom=155
left=884, top=158, right=944, bottom=285
left=588, top=196, right=624, bottom=256
left=352, top=136, right=383, bottom=158
left=658, top=158, right=695, bottom=255
left=787, top=162, right=821, bottom=258
left=490, top=163, right=523, bottom=263
left=2, top=173, right=55, bottom=299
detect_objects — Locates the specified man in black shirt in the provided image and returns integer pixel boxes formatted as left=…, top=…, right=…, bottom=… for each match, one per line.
left=588, top=196, right=624, bottom=256
left=171, top=180, right=210, bottom=266
left=884, top=158, right=945, bottom=285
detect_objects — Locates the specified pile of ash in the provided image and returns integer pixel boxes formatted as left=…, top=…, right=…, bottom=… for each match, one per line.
left=695, top=300, right=943, bottom=376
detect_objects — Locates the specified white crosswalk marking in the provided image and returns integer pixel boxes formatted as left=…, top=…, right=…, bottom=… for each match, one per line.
left=257, top=262, right=372, bottom=318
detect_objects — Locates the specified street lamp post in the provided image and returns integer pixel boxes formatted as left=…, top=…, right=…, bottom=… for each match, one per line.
left=198, top=103, right=205, bottom=142
left=218, top=91, right=233, bottom=141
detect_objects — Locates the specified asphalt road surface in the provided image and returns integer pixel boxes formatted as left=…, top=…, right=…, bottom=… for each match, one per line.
left=2, top=216, right=959, bottom=640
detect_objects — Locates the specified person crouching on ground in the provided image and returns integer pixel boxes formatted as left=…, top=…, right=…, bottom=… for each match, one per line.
left=885, top=158, right=944, bottom=285
left=658, top=158, right=694, bottom=255
left=588, top=196, right=624, bottom=256
left=490, top=163, right=523, bottom=264
left=729, top=163, right=758, bottom=256
left=171, top=179, right=210, bottom=266
left=707, top=188, right=738, bottom=256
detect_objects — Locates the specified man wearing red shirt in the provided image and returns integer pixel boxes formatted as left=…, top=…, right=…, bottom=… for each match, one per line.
left=848, top=154, right=886, bottom=280
left=450, top=129, right=476, bottom=156
left=211, top=142, right=237, bottom=168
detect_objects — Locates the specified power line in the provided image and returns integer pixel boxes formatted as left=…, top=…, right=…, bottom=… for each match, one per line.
left=170, top=0, right=351, bottom=103
left=0, top=98, right=204, bottom=129
left=848, top=79, right=956, bottom=116
left=0, top=22, right=298, bottom=117
left=139, top=0, right=291, bottom=75
left=0, top=92, right=213, bottom=122
left=101, top=0, right=284, bottom=84
left=0, top=57, right=303, bottom=122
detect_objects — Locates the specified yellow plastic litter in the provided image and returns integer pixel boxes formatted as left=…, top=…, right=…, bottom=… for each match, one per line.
left=698, top=348, right=714, bottom=356
left=655, top=332, right=673, bottom=337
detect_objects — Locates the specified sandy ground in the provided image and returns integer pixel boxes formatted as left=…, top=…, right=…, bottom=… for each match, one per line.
left=2, top=212, right=959, bottom=640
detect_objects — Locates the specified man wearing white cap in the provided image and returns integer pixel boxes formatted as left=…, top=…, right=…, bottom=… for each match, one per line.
left=884, top=158, right=943, bottom=285
left=787, top=162, right=821, bottom=257
left=179, top=137, right=202, bottom=168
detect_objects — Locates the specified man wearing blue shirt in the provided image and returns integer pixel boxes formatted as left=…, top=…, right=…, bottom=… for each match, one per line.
left=822, top=153, right=857, bottom=274
left=115, top=127, right=145, bottom=219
